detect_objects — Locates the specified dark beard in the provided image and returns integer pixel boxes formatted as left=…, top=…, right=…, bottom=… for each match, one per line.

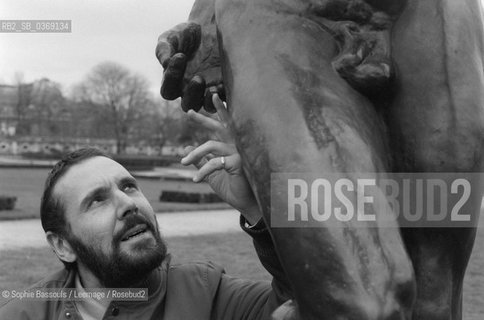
left=67, top=214, right=167, bottom=288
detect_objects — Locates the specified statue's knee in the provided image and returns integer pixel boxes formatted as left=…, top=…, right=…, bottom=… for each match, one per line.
left=389, top=271, right=416, bottom=319
left=394, top=258, right=416, bottom=311
left=367, top=263, right=415, bottom=319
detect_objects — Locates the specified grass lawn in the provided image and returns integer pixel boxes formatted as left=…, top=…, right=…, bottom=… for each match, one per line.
left=2, top=168, right=484, bottom=318
left=1, top=230, right=484, bottom=318
left=0, top=167, right=230, bottom=220
left=0, top=232, right=270, bottom=293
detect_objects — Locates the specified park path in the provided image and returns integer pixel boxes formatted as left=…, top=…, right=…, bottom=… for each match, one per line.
left=0, top=209, right=242, bottom=249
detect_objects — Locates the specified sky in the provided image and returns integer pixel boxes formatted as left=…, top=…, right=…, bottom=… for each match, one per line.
left=2, top=0, right=484, bottom=97
left=0, top=0, right=195, bottom=95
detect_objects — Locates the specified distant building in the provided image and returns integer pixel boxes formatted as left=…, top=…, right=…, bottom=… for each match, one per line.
left=0, top=82, right=181, bottom=157
left=0, top=84, right=18, bottom=137
left=0, top=82, right=119, bottom=156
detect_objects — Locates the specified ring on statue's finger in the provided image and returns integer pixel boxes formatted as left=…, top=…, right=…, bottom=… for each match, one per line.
left=220, top=156, right=225, bottom=169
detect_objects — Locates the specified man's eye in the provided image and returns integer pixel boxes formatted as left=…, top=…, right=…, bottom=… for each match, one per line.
left=122, top=183, right=138, bottom=192
left=89, top=196, right=105, bottom=208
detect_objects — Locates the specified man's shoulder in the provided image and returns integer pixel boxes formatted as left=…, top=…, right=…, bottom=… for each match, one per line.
left=28, top=267, right=72, bottom=289
left=0, top=267, right=73, bottom=318
left=166, top=260, right=225, bottom=297
left=168, top=260, right=225, bottom=272
left=162, top=260, right=226, bottom=318
left=167, top=260, right=225, bottom=283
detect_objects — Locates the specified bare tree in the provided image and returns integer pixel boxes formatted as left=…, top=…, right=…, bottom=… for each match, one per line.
left=73, top=62, right=153, bottom=154
left=12, top=74, right=65, bottom=137
left=31, top=78, right=66, bottom=136
left=13, top=72, right=33, bottom=136
left=149, top=100, right=184, bottom=148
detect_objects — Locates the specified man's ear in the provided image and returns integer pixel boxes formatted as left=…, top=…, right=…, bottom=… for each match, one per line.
left=46, top=231, right=77, bottom=264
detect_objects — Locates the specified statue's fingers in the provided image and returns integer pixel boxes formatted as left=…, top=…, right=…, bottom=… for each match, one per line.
left=156, top=22, right=201, bottom=65
left=160, top=53, right=187, bottom=100
left=157, top=22, right=189, bottom=50
left=203, top=84, right=227, bottom=114
left=178, top=22, right=202, bottom=59
left=181, top=75, right=205, bottom=112
left=216, top=84, right=226, bottom=101
left=156, top=25, right=184, bottom=68
left=155, top=40, right=175, bottom=69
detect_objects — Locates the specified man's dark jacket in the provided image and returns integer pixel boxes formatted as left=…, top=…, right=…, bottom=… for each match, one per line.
left=0, top=218, right=291, bottom=319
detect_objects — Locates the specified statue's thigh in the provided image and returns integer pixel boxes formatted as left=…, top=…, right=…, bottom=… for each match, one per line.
left=215, top=1, right=415, bottom=319
left=389, top=0, right=484, bottom=318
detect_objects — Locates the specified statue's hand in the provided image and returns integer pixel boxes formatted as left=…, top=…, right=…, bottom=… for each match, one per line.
left=156, top=15, right=223, bottom=113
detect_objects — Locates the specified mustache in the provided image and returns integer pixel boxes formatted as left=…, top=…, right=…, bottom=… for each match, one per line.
left=113, top=214, right=157, bottom=243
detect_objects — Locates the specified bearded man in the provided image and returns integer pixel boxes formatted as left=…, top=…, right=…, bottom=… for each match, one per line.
left=0, top=131, right=292, bottom=320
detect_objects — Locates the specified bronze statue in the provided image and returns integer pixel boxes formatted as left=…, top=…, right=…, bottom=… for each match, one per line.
left=156, top=0, right=484, bottom=318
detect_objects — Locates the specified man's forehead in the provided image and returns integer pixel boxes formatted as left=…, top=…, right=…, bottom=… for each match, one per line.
left=53, top=156, right=132, bottom=198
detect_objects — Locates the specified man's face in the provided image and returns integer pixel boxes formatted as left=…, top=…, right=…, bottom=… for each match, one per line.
left=53, top=156, right=166, bottom=287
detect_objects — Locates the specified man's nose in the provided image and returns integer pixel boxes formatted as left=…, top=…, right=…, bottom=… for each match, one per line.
left=115, top=190, right=138, bottom=219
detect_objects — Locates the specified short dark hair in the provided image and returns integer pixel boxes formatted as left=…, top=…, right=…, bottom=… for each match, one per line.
left=40, top=147, right=110, bottom=268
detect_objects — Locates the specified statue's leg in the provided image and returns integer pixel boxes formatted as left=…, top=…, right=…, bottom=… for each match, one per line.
left=215, top=0, right=414, bottom=318
left=390, top=0, right=484, bottom=319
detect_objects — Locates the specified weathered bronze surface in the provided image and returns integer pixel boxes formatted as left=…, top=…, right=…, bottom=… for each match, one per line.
left=156, top=0, right=484, bottom=318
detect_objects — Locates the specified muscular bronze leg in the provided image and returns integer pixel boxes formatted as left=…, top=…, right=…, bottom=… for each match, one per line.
left=214, top=0, right=414, bottom=318
left=159, top=0, right=484, bottom=317
left=389, top=0, right=484, bottom=318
